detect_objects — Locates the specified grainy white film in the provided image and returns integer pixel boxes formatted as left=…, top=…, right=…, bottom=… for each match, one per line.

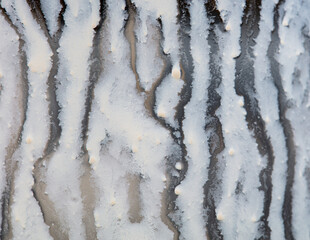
left=0, top=0, right=309, bottom=239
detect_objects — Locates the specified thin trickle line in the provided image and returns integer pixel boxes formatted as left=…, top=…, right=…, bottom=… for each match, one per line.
left=124, top=0, right=144, bottom=94
left=204, top=3, right=225, bottom=239
left=235, top=0, right=274, bottom=238
left=0, top=8, right=29, bottom=239
left=267, top=0, right=296, bottom=239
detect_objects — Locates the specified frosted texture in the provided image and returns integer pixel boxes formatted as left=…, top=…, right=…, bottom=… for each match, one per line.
left=0, top=0, right=309, bottom=239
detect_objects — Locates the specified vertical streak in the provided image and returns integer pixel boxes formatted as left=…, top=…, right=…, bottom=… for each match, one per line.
left=29, top=3, right=65, bottom=236
left=87, top=6, right=132, bottom=238
left=175, top=0, right=210, bottom=239
left=0, top=0, right=309, bottom=238
left=0, top=12, right=24, bottom=238
left=132, top=0, right=185, bottom=236
left=1, top=0, right=53, bottom=239
left=134, top=7, right=165, bottom=93
left=40, top=0, right=62, bottom=36
left=124, top=1, right=142, bottom=94
left=136, top=0, right=183, bottom=130
left=204, top=3, right=225, bottom=239
left=45, top=0, right=100, bottom=239
left=81, top=0, right=106, bottom=148
left=235, top=0, right=275, bottom=238
left=277, top=0, right=310, bottom=239
left=80, top=2, right=106, bottom=240
left=267, top=1, right=299, bottom=239
left=254, top=0, right=288, bottom=239
left=215, top=0, right=265, bottom=238
left=132, top=3, right=182, bottom=237
left=87, top=1, right=176, bottom=239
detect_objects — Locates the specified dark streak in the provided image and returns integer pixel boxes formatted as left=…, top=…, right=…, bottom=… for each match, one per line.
left=28, top=0, right=66, bottom=236
left=160, top=0, right=195, bottom=237
left=204, top=2, right=225, bottom=239
left=0, top=189, right=9, bottom=239
left=125, top=5, right=186, bottom=240
left=147, top=17, right=183, bottom=240
left=27, top=0, right=51, bottom=39
left=125, top=12, right=186, bottom=233
left=175, top=0, right=193, bottom=181
left=78, top=3, right=106, bottom=236
left=94, top=0, right=106, bottom=32
left=0, top=6, right=29, bottom=154
left=81, top=0, right=106, bottom=152
left=145, top=16, right=175, bottom=135
left=267, top=0, right=296, bottom=239
left=41, top=0, right=67, bottom=157
left=124, top=0, right=144, bottom=94
left=31, top=180, right=47, bottom=225
left=0, top=0, right=306, bottom=239
left=58, top=0, right=66, bottom=28
left=140, top=19, right=183, bottom=236
left=0, top=8, right=29, bottom=239
left=235, top=0, right=275, bottom=238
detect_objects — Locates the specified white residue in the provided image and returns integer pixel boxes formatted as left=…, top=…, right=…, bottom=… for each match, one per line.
left=86, top=1, right=174, bottom=239
left=175, top=1, right=210, bottom=239
left=40, top=0, right=62, bottom=36
left=2, top=0, right=53, bottom=238
left=278, top=0, right=310, bottom=239
left=254, top=0, right=287, bottom=239
left=215, top=0, right=264, bottom=239
left=0, top=0, right=310, bottom=238
left=135, top=11, right=165, bottom=91
left=45, top=0, right=100, bottom=239
left=0, top=12, right=23, bottom=234
left=132, top=0, right=180, bottom=67
left=155, top=74, right=183, bottom=128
